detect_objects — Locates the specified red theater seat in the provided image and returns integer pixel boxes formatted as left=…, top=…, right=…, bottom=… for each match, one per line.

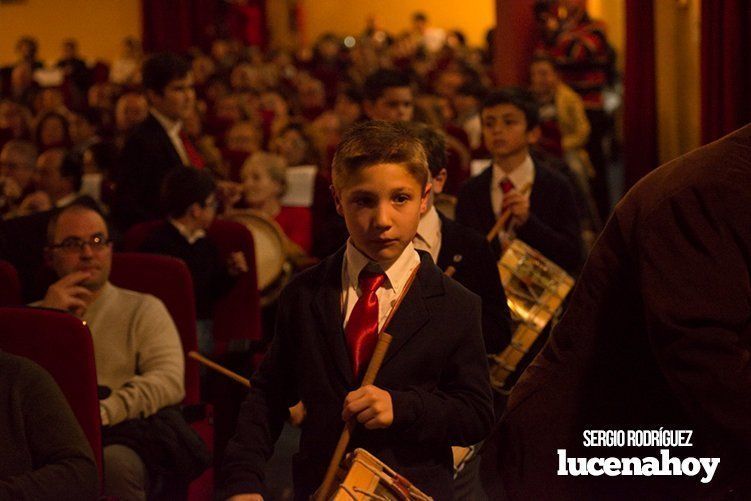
left=0, top=307, right=103, bottom=484
left=0, top=259, right=22, bottom=306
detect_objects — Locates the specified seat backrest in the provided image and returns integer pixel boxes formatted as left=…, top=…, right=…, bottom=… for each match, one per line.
left=0, top=307, right=102, bottom=481
left=206, top=218, right=262, bottom=351
left=109, top=252, right=200, bottom=405
left=121, top=220, right=164, bottom=252
left=0, top=259, right=22, bottom=306
left=123, top=218, right=263, bottom=353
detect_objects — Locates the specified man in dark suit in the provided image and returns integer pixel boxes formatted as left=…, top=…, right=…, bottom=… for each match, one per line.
left=112, top=52, right=201, bottom=232
left=499, top=123, right=751, bottom=500
left=455, top=88, right=582, bottom=274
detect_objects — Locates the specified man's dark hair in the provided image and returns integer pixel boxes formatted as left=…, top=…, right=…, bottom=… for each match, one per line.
left=46, top=198, right=109, bottom=246
left=142, top=52, right=190, bottom=95
left=406, top=123, right=446, bottom=178
left=60, top=150, right=84, bottom=192
left=457, top=80, right=488, bottom=101
left=160, top=167, right=216, bottom=219
left=332, top=120, right=427, bottom=191
left=363, top=69, right=412, bottom=102
left=480, top=87, right=540, bottom=130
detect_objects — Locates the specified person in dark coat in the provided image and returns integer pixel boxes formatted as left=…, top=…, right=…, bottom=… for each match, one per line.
left=498, top=123, right=751, bottom=500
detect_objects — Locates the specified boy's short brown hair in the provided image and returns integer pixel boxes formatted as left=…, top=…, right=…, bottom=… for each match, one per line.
left=331, top=120, right=428, bottom=191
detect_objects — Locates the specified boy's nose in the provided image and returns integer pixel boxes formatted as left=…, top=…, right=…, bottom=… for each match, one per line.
left=373, top=203, right=392, bottom=228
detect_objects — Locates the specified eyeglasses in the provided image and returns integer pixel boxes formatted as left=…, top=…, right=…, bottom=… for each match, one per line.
left=49, top=234, right=112, bottom=254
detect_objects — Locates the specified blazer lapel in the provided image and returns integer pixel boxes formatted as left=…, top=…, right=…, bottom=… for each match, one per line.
left=312, top=248, right=356, bottom=388
left=476, top=166, right=496, bottom=231
left=381, top=254, right=440, bottom=368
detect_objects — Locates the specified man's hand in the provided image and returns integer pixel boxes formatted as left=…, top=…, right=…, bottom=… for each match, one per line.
left=39, top=271, right=93, bottom=317
left=227, top=495, right=263, bottom=501
left=342, top=385, right=393, bottom=430
left=227, top=251, right=249, bottom=276
left=501, top=191, right=530, bottom=227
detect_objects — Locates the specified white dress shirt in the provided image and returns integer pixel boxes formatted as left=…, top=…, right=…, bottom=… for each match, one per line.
left=490, top=153, right=535, bottom=216
left=413, top=205, right=442, bottom=263
left=169, top=219, right=206, bottom=245
left=341, top=240, right=421, bottom=331
left=150, top=108, right=190, bottom=166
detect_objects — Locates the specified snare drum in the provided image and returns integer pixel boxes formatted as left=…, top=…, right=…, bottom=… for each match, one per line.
left=489, top=240, right=574, bottom=391
left=223, top=209, right=292, bottom=306
left=330, top=449, right=432, bottom=501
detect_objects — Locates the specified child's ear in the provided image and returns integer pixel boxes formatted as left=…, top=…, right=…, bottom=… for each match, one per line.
left=420, top=182, right=432, bottom=215
left=330, top=184, right=344, bottom=216
left=188, top=202, right=202, bottom=219
left=527, top=125, right=542, bottom=145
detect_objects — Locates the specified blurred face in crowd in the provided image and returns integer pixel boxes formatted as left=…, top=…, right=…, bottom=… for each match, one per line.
left=481, top=103, right=539, bottom=160
left=334, top=93, right=362, bottom=127
left=226, top=122, right=261, bottom=153
left=0, top=144, right=35, bottom=191
left=333, top=162, right=429, bottom=263
left=434, top=71, right=464, bottom=99
left=215, top=94, right=243, bottom=123
left=242, top=158, right=282, bottom=207
left=149, top=74, right=195, bottom=122
left=115, top=93, right=148, bottom=132
left=530, top=60, right=559, bottom=99
left=69, top=114, right=95, bottom=145
left=0, top=101, right=27, bottom=137
left=35, top=149, right=70, bottom=201
left=48, top=207, right=112, bottom=292
left=298, top=79, right=325, bottom=110
left=192, top=55, right=215, bottom=85
left=38, top=115, right=67, bottom=149
left=273, top=128, right=309, bottom=167
left=364, top=86, right=414, bottom=122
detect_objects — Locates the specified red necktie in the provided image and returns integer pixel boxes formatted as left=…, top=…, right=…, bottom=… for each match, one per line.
left=499, top=177, right=515, bottom=194
left=179, top=130, right=205, bottom=169
left=345, top=270, right=386, bottom=380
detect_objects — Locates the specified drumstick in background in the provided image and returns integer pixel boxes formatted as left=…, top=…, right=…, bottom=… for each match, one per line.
left=316, top=265, right=420, bottom=501
left=189, top=351, right=250, bottom=387
left=485, top=182, right=533, bottom=244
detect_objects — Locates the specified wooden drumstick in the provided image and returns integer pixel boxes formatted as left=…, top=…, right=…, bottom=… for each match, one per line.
left=485, top=182, right=533, bottom=244
left=316, top=265, right=420, bottom=501
left=189, top=351, right=250, bottom=388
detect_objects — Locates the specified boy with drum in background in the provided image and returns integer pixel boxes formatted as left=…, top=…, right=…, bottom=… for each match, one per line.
left=219, top=121, right=493, bottom=500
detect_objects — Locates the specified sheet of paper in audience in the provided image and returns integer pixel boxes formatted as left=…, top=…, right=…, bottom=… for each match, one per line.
left=281, top=165, right=318, bottom=207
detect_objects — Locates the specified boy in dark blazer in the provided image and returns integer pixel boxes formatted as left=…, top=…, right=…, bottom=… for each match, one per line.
left=455, top=88, right=583, bottom=274
left=113, top=53, right=202, bottom=232
left=219, top=121, right=493, bottom=501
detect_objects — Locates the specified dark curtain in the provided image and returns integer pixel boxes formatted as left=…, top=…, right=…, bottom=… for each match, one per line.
left=141, top=0, right=218, bottom=54
left=623, top=0, right=657, bottom=188
left=700, top=0, right=751, bottom=144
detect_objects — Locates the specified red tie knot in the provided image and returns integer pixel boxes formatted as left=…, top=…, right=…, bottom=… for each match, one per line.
left=500, top=178, right=515, bottom=194
left=358, top=270, right=386, bottom=295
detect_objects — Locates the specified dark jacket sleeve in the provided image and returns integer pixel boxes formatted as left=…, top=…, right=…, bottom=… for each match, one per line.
left=636, top=176, right=751, bottom=451
left=472, top=240, right=512, bottom=353
left=516, top=175, right=583, bottom=274
left=455, top=180, right=487, bottom=235
left=387, top=292, right=494, bottom=447
left=218, top=286, right=299, bottom=499
left=0, top=360, right=99, bottom=501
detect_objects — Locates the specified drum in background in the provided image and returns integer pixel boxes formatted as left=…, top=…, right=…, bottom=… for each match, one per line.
left=223, top=209, right=292, bottom=307
left=330, top=449, right=432, bottom=501
left=489, top=239, right=575, bottom=392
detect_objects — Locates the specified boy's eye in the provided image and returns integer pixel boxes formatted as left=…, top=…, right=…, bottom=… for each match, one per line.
left=393, top=194, right=411, bottom=204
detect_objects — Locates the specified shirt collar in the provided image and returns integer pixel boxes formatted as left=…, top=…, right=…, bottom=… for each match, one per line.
left=169, top=219, right=206, bottom=245
left=492, top=154, right=535, bottom=192
left=415, top=205, right=442, bottom=251
left=344, top=239, right=420, bottom=297
left=150, top=108, right=182, bottom=136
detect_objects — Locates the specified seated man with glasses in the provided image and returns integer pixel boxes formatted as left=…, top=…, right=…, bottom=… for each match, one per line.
left=34, top=202, right=188, bottom=501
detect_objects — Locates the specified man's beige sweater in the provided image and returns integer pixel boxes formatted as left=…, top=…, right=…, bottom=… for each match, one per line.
left=82, top=282, right=185, bottom=426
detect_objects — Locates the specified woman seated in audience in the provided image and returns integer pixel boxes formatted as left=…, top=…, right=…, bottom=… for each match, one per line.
left=238, top=151, right=312, bottom=255
left=34, top=110, right=71, bottom=151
